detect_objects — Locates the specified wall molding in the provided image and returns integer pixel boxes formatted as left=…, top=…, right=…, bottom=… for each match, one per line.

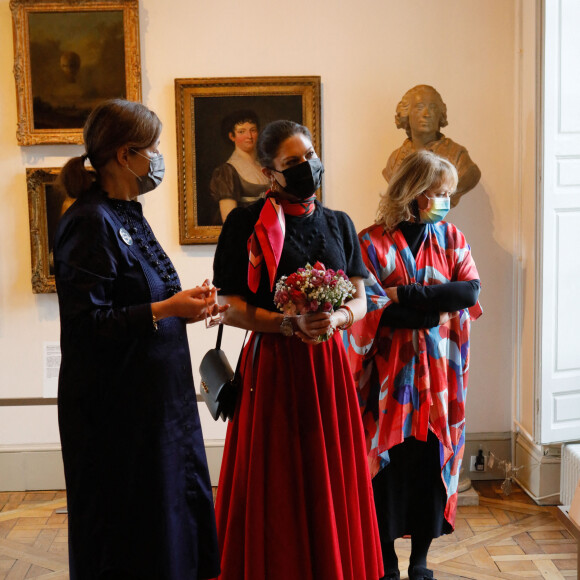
left=0, top=440, right=226, bottom=492
left=1, top=435, right=515, bottom=492
left=0, top=396, right=204, bottom=406
left=0, top=399, right=57, bottom=406
left=0, top=444, right=65, bottom=492
left=514, top=429, right=561, bottom=505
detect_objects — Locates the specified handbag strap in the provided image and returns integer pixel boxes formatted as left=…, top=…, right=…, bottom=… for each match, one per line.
left=216, top=324, right=248, bottom=374
left=216, top=323, right=224, bottom=349
left=235, top=331, right=249, bottom=375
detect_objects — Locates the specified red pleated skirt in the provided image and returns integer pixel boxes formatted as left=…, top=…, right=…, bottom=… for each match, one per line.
left=213, top=332, right=383, bottom=580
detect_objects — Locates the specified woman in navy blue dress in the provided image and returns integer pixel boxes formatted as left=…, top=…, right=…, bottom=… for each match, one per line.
left=54, top=99, right=224, bottom=580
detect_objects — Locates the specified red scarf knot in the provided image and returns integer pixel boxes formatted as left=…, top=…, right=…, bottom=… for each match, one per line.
left=247, top=192, right=316, bottom=293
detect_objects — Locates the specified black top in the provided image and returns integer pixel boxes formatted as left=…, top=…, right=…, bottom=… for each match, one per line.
left=399, top=221, right=425, bottom=257
left=381, top=222, right=480, bottom=329
left=213, top=199, right=368, bottom=311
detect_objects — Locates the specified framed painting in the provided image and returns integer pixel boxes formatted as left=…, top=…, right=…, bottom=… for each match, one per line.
left=10, top=0, right=141, bottom=146
left=175, top=76, right=322, bottom=244
left=27, top=167, right=76, bottom=293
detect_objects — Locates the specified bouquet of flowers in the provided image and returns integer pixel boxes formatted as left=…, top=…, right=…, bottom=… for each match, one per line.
left=274, top=261, right=355, bottom=341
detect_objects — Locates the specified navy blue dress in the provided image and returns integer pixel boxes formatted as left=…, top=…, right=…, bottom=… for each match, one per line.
left=54, top=186, right=219, bottom=580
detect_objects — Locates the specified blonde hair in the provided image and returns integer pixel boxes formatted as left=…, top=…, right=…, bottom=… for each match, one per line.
left=376, top=150, right=458, bottom=231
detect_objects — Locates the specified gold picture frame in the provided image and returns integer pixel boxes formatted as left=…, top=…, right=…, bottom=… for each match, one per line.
left=175, top=76, right=322, bottom=245
left=27, top=167, right=75, bottom=293
left=10, top=0, right=141, bottom=146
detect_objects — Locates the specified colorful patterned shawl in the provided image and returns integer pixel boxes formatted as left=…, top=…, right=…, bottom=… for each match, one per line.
left=346, top=221, right=482, bottom=527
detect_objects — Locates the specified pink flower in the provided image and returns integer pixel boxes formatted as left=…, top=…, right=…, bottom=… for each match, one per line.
left=275, top=290, right=289, bottom=305
left=275, top=263, right=354, bottom=319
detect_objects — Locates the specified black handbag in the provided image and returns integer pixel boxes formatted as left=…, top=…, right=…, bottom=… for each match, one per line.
left=199, top=324, right=246, bottom=422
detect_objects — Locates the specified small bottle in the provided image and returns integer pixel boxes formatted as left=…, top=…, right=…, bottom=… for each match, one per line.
left=475, top=449, right=485, bottom=472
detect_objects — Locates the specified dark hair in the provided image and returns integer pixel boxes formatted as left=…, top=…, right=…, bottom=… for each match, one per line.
left=58, top=99, right=162, bottom=199
left=256, top=120, right=312, bottom=168
left=221, top=109, right=259, bottom=143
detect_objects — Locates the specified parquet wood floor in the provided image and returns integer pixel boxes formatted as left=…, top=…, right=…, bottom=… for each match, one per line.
left=0, top=482, right=576, bottom=579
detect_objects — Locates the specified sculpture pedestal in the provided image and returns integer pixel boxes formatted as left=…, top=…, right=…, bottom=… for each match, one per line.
left=457, top=464, right=479, bottom=506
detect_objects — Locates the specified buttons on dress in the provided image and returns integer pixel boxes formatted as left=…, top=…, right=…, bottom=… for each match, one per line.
left=108, top=198, right=182, bottom=296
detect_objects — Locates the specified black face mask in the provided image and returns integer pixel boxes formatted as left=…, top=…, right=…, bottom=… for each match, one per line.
left=274, top=158, right=324, bottom=200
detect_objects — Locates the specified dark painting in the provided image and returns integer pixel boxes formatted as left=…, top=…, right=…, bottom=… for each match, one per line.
left=194, top=95, right=303, bottom=227
left=28, top=11, right=126, bottom=130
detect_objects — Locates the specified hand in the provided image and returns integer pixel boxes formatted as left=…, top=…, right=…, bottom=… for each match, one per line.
left=330, top=308, right=350, bottom=331
left=439, top=311, right=459, bottom=325
left=199, top=281, right=229, bottom=326
left=386, top=287, right=399, bottom=303
left=165, top=287, right=212, bottom=322
left=295, top=312, right=333, bottom=344
left=154, top=280, right=228, bottom=324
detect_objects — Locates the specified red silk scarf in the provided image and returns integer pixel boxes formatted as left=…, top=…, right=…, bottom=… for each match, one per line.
left=247, top=191, right=316, bottom=293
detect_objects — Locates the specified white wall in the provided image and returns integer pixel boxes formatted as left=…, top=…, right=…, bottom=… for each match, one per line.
left=516, top=0, right=540, bottom=440
left=0, top=0, right=524, bottom=451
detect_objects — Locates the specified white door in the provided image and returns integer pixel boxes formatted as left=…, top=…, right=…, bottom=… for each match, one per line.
left=538, top=0, right=580, bottom=444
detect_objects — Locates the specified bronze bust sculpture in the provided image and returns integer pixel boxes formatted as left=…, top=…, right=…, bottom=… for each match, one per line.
left=383, top=85, right=481, bottom=207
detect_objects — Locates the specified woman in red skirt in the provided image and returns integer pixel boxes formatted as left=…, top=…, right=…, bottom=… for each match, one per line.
left=212, top=120, right=383, bottom=580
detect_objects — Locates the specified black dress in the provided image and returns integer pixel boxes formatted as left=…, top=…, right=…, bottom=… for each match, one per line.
left=53, top=186, right=219, bottom=580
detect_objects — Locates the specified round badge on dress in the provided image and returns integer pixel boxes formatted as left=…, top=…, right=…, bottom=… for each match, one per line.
left=119, top=228, right=133, bottom=246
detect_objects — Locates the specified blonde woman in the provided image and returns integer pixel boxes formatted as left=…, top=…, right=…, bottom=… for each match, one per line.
left=347, top=150, right=482, bottom=580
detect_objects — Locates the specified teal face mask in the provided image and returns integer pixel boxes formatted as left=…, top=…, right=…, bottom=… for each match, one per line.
left=419, top=196, right=450, bottom=224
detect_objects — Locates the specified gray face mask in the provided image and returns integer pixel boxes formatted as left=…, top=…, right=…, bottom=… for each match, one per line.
left=127, top=149, right=165, bottom=195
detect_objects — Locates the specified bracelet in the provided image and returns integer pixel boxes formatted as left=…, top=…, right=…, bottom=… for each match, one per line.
left=152, top=313, right=158, bottom=332
left=337, top=304, right=354, bottom=330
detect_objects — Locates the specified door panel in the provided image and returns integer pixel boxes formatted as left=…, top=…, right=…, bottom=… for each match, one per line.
left=539, top=0, right=580, bottom=443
